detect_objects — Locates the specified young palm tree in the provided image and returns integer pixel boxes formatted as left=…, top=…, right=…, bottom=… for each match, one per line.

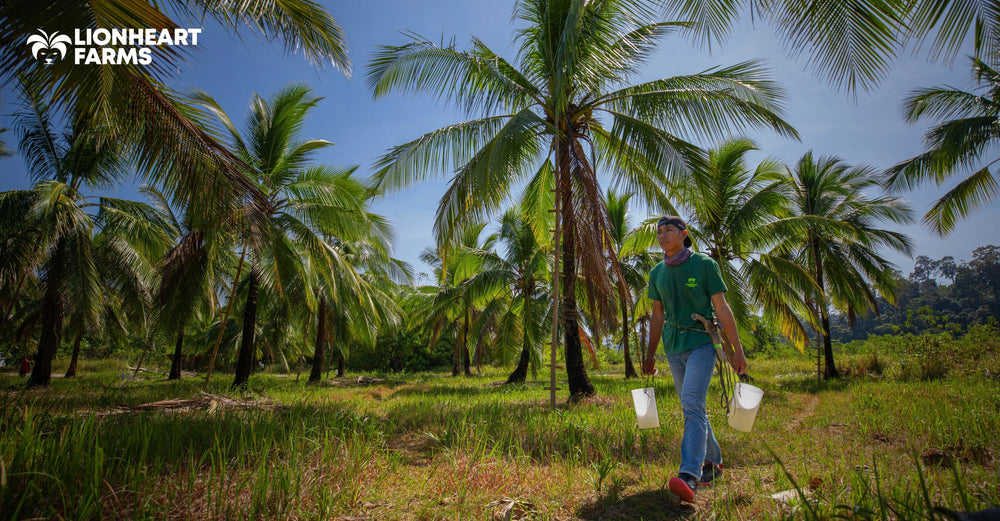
left=193, top=85, right=395, bottom=390
left=677, top=138, right=818, bottom=349
left=885, top=57, right=1000, bottom=235
left=1, top=0, right=351, bottom=223
left=780, top=152, right=914, bottom=378
left=367, top=0, right=797, bottom=400
left=308, top=238, right=406, bottom=383
left=415, top=223, right=495, bottom=377
left=616, top=217, right=662, bottom=373
left=604, top=190, right=655, bottom=378
left=458, top=208, right=551, bottom=384
left=141, top=186, right=234, bottom=380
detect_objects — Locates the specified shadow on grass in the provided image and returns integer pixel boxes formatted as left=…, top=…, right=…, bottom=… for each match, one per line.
left=390, top=383, right=503, bottom=399
left=576, top=489, right=694, bottom=520
left=770, top=374, right=855, bottom=394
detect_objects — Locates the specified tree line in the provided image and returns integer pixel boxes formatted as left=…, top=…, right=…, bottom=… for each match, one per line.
left=829, top=246, right=1000, bottom=341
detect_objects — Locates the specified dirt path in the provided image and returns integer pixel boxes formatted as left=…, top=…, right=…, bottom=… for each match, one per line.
left=785, top=394, right=818, bottom=430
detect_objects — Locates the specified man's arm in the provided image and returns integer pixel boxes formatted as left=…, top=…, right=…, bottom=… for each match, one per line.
left=643, top=300, right=664, bottom=375
left=711, top=292, right=748, bottom=374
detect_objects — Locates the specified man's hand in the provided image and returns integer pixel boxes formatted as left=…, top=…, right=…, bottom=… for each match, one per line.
left=731, top=347, right=748, bottom=375
left=642, top=355, right=658, bottom=376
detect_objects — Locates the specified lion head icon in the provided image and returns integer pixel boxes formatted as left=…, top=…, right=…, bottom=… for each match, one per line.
left=27, top=30, right=72, bottom=65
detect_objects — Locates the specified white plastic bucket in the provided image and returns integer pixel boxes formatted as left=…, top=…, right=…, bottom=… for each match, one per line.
left=727, top=382, right=764, bottom=432
left=631, top=387, right=660, bottom=429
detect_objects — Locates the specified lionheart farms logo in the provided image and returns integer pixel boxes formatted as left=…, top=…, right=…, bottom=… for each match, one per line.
left=27, top=27, right=202, bottom=65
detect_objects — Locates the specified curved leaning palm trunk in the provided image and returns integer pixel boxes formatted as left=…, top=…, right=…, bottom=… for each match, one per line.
left=368, top=0, right=798, bottom=400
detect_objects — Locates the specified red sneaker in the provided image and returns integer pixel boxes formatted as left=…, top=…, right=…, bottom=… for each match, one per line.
left=668, top=474, right=697, bottom=502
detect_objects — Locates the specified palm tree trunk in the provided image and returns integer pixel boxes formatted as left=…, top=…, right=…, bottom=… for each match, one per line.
left=622, top=294, right=637, bottom=379
left=309, top=297, right=327, bottom=384
left=64, top=333, right=82, bottom=378
left=558, top=167, right=594, bottom=399
left=29, top=274, right=64, bottom=388
left=232, top=270, right=258, bottom=390
left=462, top=307, right=473, bottom=376
left=205, top=244, right=247, bottom=385
left=507, top=284, right=535, bottom=384
left=261, top=334, right=274, bottom=366
left=507, top=344, right=531, bottom=384
left=336, top=350, right=345, bottom=377
left=452, top=320, right=461, bottom=376
left=812, top=244, right=839, bottom=379
left=820, top=304, right=838, bottom=378
left=168, top=328, right=184, bottom=380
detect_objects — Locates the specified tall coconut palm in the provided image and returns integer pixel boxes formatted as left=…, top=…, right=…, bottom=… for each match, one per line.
left=367, top=0, right=797, bottom=400
left=676, top=138, right=819, bottom=349
left=5, top=77, right=171, bottom=387
left=193, top=84, right=394, bottom=390
left=1, top=0, right=351, bottom=224
left=779, top=152, right=914, bottom=378
left=885, top=57, right=1000, bottom=235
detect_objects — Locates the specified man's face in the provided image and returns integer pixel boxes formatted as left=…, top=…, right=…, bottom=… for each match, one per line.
left=657, top=224, right=687, bottom=252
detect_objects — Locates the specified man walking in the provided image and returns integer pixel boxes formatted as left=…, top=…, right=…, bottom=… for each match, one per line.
left=643, top=216, right=747, bottom=502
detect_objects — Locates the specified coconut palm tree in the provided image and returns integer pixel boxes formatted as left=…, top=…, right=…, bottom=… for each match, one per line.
left=457, top=208, right=551, bottom=384
left=4, top=77, right=172, bottom=387
left=779, top=152, right=914, bottom=378
left=141, top=186, right=234, bottom=380
left=193, top=84, right=395, bottom=390
left=1, top=0, right=351, bottom=223
left=308, top=236, right=407, bottom=383
left=885, top=57, right=1000, bottom=235
left=367, top=0, right=797, bottom=400
left=414, top=223, right=495, bottom=377
left=676, top=138, right=819, bottom=349
left=605, top=190, right=664, bottom=378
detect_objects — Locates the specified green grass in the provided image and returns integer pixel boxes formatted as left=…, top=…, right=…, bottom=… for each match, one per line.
left=1, top=341, right=998, bottom=520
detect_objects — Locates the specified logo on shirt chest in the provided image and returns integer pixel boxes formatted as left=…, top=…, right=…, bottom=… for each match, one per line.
left=685, top=277, right=698, bottom=288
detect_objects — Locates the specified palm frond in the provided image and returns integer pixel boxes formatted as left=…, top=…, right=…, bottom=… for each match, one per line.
left=923, top=165, right=1000, bottom=235
left=433, top=108, right=547, bottom=244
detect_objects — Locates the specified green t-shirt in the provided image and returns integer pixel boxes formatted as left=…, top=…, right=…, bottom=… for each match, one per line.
left=647, top=252, right=728, bottom=354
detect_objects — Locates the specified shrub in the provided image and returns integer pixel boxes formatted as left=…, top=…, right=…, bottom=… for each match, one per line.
left=348, top=330, right=452, bottom=373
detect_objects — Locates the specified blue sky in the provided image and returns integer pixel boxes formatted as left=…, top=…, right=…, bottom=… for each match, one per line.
left=3, top=0, right=998, bottom=279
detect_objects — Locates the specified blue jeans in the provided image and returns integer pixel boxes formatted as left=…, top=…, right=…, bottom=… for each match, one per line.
left=665, top=342, right=722, bottom=480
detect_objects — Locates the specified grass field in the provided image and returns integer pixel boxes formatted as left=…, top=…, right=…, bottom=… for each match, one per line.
left=2, top=335, right=999, bottom=520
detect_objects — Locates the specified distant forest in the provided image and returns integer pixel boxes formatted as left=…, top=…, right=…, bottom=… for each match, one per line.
left=829, top=245, right=1000, bottom=342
